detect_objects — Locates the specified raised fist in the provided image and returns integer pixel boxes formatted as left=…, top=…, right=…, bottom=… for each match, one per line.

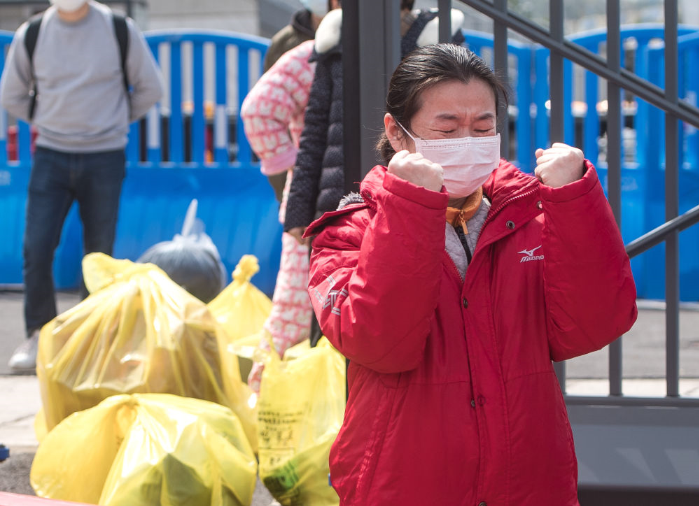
left=534, top=143, right=585, bottom=188
left=387, top=150, right=444, bottom=193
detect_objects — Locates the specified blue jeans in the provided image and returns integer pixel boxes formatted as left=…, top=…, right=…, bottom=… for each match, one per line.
left=23, top=147, right=126, bottom=335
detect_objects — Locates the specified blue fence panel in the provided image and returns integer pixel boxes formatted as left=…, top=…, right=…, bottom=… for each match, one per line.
left=534, top=47, right=550, bottom=157
left=169, top=41, right=184, bottom=165
left=583, top=69, right=599, bottom=163
left=0, top=29, right=281, bottom=296
left=515, top=47, right=533, bottom=171
left=146, top=39, right=162, bottom=164
left=0, top=34, right=7, bottom=164
left=192, top=41, right=206, bottom=165
left=528, top=25, right=699, bottom=300
left=214, top=44, right=229, bottom=165
left=634, top=32, right=699, bottom=301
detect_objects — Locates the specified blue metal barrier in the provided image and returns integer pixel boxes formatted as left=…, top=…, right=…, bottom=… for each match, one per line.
left=0, top=29, right=282, bottom=296
left=634, top=31, right=699, bottom=300
left=575, top=25, right=699, bottom=301
left=559, top=25, right=697, bottom=299
left=4, top=24, right=699, bottom=299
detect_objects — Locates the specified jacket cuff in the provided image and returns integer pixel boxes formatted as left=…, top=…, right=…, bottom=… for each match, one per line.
left=260, top=148, right=298, bottom=176
left=538, top=159, right=598, bottom=203
left=382, top=170, right=449, bottom=210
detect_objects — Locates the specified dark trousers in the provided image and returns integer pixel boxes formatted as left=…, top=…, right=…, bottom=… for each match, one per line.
left=307, top=240, right=324, bottom=348
left=23, top=146, right=126, bottom=335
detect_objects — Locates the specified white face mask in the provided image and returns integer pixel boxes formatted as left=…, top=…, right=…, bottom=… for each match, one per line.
left=300, top=0, right=328, bottom=17
left=396, top=120, right=501, bottom=198
left=50, top=0, right=87, bottom=13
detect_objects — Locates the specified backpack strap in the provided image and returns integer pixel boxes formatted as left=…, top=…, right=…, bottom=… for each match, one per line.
left=24, top=13, right=44, bottom=121
left=111, top=13, right=130, bottom=97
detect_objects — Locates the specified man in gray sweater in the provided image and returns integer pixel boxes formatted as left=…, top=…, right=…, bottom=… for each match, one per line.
left=0, top=0, right=163, bottom=373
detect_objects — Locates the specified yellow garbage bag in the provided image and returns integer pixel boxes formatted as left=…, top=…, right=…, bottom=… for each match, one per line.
left=209, top=255, right=272, bottom=381
left=31, top=394, right=257, bottom=506
left=258, top=337, right=345, bottom=506
left=37, top=253, right=257, bottom=452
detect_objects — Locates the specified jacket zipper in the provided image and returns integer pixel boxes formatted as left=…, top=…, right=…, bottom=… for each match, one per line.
left=360, top=190, right=378, bottom=211
left=481, top=186, right=539, bottom=231
left=445, top=251, right=464, bottom=285
left=464, top=186, right=540, bottom=286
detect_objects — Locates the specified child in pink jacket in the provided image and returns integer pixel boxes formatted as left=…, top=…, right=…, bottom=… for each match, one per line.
left=241, top=40, right=316, bottom=391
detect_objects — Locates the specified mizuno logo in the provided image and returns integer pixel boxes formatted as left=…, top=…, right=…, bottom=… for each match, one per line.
left=519, top=245, right=544, bottom=263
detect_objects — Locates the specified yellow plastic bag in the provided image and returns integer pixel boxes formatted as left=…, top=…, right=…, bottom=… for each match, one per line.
left=37, top=253, right=257, bottom=452
left=258, top=337, right=345, bottom=506
left=209, top=255, right=272, bottom=381
left=31, top=394, right=257, bottom=506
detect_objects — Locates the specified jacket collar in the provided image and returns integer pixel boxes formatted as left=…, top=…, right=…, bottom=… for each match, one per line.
left=482, top=159, right=540, bottom=211
left=314, top=9, right=343, bottom=56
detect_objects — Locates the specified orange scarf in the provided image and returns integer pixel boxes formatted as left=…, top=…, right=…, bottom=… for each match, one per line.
left=445, top=187, right=483, bottom=234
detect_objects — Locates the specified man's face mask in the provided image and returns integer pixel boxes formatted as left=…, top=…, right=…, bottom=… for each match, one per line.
left=50, top=0, right=88, bottom=13
left=395, top=119, right=501, bottom=198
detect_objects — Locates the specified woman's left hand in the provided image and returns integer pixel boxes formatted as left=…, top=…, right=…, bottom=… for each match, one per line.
left=534, top=143, right=585, bottom=188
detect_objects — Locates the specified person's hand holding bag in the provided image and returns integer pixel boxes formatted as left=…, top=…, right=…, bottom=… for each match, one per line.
left=387, top=150, right=444, bottom=193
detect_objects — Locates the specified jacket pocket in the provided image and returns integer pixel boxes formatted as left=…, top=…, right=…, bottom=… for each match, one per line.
left=355, top=379, right=401, bottom=502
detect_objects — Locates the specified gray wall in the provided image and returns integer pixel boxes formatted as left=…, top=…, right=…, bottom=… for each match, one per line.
left=259, top=0, right=302, bottom=38
left=147, top=0, right=258, bottom=34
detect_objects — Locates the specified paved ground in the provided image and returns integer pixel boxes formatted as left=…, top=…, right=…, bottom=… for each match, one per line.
left=1, top=290, right=698, bottom=502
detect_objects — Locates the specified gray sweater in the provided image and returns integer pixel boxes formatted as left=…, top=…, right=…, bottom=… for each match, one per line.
left=0, top=1, right=163, bottom=153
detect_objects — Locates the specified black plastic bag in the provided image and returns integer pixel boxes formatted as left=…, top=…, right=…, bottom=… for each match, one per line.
left=138, top=200, right=227, bottom=303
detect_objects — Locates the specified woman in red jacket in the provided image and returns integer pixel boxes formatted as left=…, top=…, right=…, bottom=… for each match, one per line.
left=304, top=44, right=638, bottom=506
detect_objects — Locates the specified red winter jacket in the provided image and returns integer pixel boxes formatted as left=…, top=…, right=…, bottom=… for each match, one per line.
left=305, top=161, right=638, bottom=506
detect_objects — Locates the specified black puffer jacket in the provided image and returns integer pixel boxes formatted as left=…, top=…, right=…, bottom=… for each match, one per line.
left=284, top=9, right=465, bottom=232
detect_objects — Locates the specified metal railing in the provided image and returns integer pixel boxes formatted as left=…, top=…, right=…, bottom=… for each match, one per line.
left=460, top=0, right=698, bottom=408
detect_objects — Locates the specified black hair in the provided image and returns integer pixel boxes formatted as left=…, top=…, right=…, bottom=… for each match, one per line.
left=377, top=44, right=509, bottom=165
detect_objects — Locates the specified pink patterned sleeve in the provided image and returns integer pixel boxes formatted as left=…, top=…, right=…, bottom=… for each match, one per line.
left=241, top=40, right=316, bottom=176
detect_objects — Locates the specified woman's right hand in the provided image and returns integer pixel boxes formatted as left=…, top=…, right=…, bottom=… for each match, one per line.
left=288, top=226, right=309, bottom=245
left=387, top=150, right=444, bottom=192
